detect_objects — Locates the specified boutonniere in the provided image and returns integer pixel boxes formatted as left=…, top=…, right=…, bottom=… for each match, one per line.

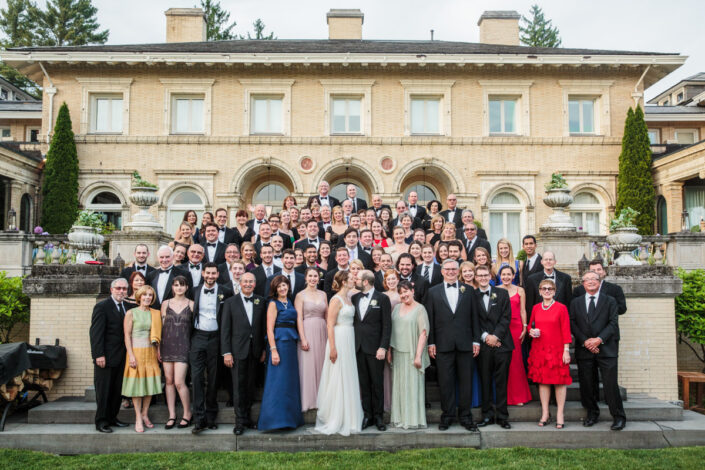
left=460, top=286, right=466, bottom=294
left=218, top=294, right=224, bottom=302
left=318, top=271, right=324, bottom=278
left=370, top=299, right=378, bottom=306
left=491, top=293, right=497, bottom=301
left=254, top=299, right=261, bottom=305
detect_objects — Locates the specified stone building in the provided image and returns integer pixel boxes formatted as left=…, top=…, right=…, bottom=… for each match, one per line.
left=0, top=8, right=687, bottom=250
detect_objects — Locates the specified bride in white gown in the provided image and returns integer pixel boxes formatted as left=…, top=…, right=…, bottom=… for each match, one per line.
left=315, top=270, right=363, bottom=435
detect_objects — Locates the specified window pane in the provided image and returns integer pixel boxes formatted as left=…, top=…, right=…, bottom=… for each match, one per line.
left=506, top=212, right=521, bottom=250
left=582, top=100, right=594, bottom=133
left=111, top=99, right=123, bottom=132
left=585, top=212, right=599, bottom=234
left=174, top=99, right=190, bottom=133
left=171, top=190, right=202, bottom=205
left=95, top=99, right=109, bottom=132
left=332, top=115, right=346, bottom=133
left=252, top=98, right=267, bottom=133
left=268, top=99, right=282, bottom=133
left=92, top=191, right=121, bottom=204
left=332, top=99, right=346, bottom=118
left=254, top=184, right=288, bottom=205
left=504, top=100, right=516, bottom=133
left=489, top=100, right=501, bottom=133
left=489, top=212, right=505, bottom=250
left=405, top=184, right=438, bottom=206
left=574, top=192, right=599, bottom=204
left=425, top=99, right=439, bottom=133
left=1, top=128, right=10, bottom=138
left=410, top=99, right=424, bottom=134
left=676, top=131, right=695, bottom=144
left=569, top=100, right=580, bottom=133
left=348, top=99, right=361, bottom=133
left=190, top=99, right=204, bottom=133
left=491, top=192, right=520, bottom=205
left=571, top=212, right=583, bottom=231
left=648, top=130, right=658, bottom=145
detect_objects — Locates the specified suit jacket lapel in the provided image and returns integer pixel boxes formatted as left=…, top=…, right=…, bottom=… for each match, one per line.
left=439, top=285, right=453, bottom=313
left=234, top=294, right=250, bottom=326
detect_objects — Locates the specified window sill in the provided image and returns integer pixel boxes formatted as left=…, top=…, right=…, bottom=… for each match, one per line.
left=249, top=133, right=285, bottom=136
left=569, top=133, right=600, bottom=137
left=88, top=132, right=124, bottom=135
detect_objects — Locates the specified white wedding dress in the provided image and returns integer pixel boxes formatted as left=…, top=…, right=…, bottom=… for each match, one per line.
left=314, top=295, right=363, bottom=435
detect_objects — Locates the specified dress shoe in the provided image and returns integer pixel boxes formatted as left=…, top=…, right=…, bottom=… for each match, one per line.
left=438, top=422, right=450, bottom=431
left=611, top=418, right=626, bottom=431
left=375, top=419, right=387, bottom=431
left=233, top=426, right=244, bottom=435
left=498, top=420, right=511, bottom=429
left=96, top=424, right=113, bottom=433
left=477, top=417, right=495, bottom=427
left=192, top=424, right=206, bottom=435
left=111, top=419, right=129, bottom=427
left=247, top=423, right=257, bottom=430
left=583, top=417, right=598, bottom=427
left=462, top=421, right=478, bottom=432
left=208, top=423, right=218, bottom=430
left=361, top=417, right=371, bottom=430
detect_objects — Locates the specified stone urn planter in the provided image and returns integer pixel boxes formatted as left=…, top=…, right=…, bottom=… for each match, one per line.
left=68, top=225, right=104, bottom=263
left=541, top=188, right=575, bottom=231
left=124, top=186, right=162, bottom=232
left=606, top=226, right=642, bottom=266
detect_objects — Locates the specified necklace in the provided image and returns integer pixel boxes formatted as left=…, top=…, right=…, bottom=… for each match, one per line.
left=541, top=300, right=555, bottom=310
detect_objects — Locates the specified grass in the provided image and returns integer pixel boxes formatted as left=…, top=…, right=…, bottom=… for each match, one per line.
left=1, top=447, right=705, bottom=470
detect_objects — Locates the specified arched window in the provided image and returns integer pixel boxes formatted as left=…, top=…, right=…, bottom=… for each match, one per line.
left=488, top=191, right=522, bottom=251
left=656, top=196, right=668, bottom=234
left=20, top=193, right=32, bottom=232
left=253, top=183, right=288, bottom=216
left=404, top=184, right=439, bottom=207
left=330, top=181, right=369, bottom=206
left=167, top=189, right=204, bottom=234
left=570, top=191, right=602, bottom=235
left=87, top=190, right=123, bottom=230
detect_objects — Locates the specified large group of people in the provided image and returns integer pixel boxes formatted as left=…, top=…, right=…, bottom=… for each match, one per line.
left=89, top=181, right=628, bottom=436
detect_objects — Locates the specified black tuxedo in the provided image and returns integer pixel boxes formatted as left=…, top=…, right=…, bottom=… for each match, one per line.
left=246, top=218, right=267, bottom=234
left=202, top=241, right=227, bottom=265
left=329, top=245, right=374, bottom=271
left=221, top=292, right=266, bottom=426
left=476, top=287, right=513, bottom=421
left=525, top=269, right=573, bottom=311
left=217, top=226, right=242, bottom=246
left=399, top=272, right=429, bottom=303
left=345, top=197, right=368, bottom=213
left=89, top=297, right=135, bottom=428
left=372, top=204, right=391, bottom=217
left=217, top=261, right=234, bottom=285
left=190, top=283, right=233, bottom=427
left=416, top=263, right=443, bottom=287
left=264, top=270, right=305, bottom=300
left=440, top=208, right=463, bottom=227
left=463, top=235, right=492, bottom=261
left=391, top=215, right=423, bottom=230
left=573, top=281, right=627, bottom=316
left=147, top=265, right=192, bottom=309
left=323, top=267, right=347, bottom=300
left=521, top=253, right=543, bottom=288
left=407, top=204, right=427, bottom=221
left=295, top=237, right=322, bottom=253
left=307, top=194, right=340, bottom=209
left=120, top=263, right=155, bottom=281
left=455, top=226, right=488, bottom=240
left=352, top=290, right=392, bottom=422
left=295, top=264, right=326, bottom=289
left=425, top=281, right=480, bottom=425
left=569, top=294, right=626, bottom=422
left=251, top=264, right=281, bottom=297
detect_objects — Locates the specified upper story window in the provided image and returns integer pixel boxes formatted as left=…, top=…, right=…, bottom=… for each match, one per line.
left=568, top=97, right=596, bottom=135
left=648, top=129, right=660, bottom=145
left=251, top=95, right=283, bottom=135
left=489, top=98, right=518, bottom=134
left=560, top=80, right=612, bottom=137
left=676, top=92, right=684, bottom=103
left=0, top=88, right=8, bottom=100
left=90, top=94, right=123, bottom=133
left=0, top=127, right=11, bottom=139
left=410, top=96, right=441, bottom=135
left=331, top=97, right=362, bottom=134
left=675, top=129, right=698, bottom=145
left=171, top=95, right=205, bottom=134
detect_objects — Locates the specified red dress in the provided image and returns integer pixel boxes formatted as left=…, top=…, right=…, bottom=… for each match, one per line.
left=527, top=301, right=572, bottom=385
left=507, top=292, right=532, bottom=404
left=373, top=238, right=389, bottom=248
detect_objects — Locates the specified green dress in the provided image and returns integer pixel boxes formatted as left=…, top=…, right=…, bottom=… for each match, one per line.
left=390, top=303, right=430, bottom=429
left=121, top=308, right=162, bottom=397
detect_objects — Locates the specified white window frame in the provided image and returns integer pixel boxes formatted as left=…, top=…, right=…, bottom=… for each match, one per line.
left=479, top=80, right=533, bottom=136
left=0, top=126, right=11, bottom=140
left=88, top=94, right=124, bottom=134
left=569, top=191, right=604, bottom=235
left=567, top=97, right=598, bottom=135
left=167, top=188, right=206, bottom=234
left=487, top=190, right=525, bottom=251
left=249, top=95, right=285, bottom=135
left=320, top=79, right=374, bottom=136
left=75, top=77, right=132, bottom=135
left=559, top=80, right=613, bottom=137
left=240, top=79, right=295, bottom=136
left=647, top=128, right=661, bottom=145
left=400, top=80, right=454, bottom=136
left=25, top=126, right=41, bottom=142
left=674, top=128, right=699, bottom=144
left=170, top=94, right=206, bottom=135
left=159, top=78, right=214, bottom=136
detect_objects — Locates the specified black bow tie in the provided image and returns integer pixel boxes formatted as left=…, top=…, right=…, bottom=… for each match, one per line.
left=243, top=296, right=253, bottom=303
left=207, top=243, right=216, bottom=247
left=482, top=290, right=490, bottom=296
left=219, top=227, right=225, bottom=232
left=410, top=205, right=416, bottom=209
left=320, top=196, right=327, bottom=199
left=273, top=254, right=282, bottom=259
left=159, top=268, right=172, bottom=274
left=204, top=288, right=215, bottom=295
left=446, top=283, right=457, bottom=289
left=190, top=264, right=200, bottom=270
left=360, top=292, right=370, bottom=298
left=136, top=266, right=146, bottom=271
left=544, top=274, right=555, bottom=280
left=308, top=239, right=318, bottom=243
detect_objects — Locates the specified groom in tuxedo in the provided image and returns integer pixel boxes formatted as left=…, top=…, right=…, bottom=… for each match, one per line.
left=352, top=270, right=392, bottom=431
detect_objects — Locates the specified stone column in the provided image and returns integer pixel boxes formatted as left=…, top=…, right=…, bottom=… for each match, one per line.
left=9, top=180, right=24, bottom=230
left=662, top=181, right=685, bottom=234
left=108, top=230, right=173, bottom=266
left=606, top=265, right=682, bottom=401
left=535, top=231, right=592, bottom=276
left=23, top=265, right=119, bottom=399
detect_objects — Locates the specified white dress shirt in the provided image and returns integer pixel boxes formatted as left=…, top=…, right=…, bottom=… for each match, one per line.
left=446, top=209, right=456, bottom=223
left=206, top=242, right=217, bottom=261
left=409, top=205, right=418, bottom=218
left=319, top=195, right=330, bottom=206
left=156, top=267, right=172, bottom=302
left=527, top=253, right=539, bottom=271
left=218, top=227, right=226, bottom=243
left=480, top=287, right=491, bottom=341
left=444, top=282, right=459, bottom=313
left=241, top=292, right=254, bottom=325
left=188, top=263, right=202, bottom=286
left=134, top=263, right=148, bottom=274
left=253, top=218, right=265, bottom=235
left=348, top=246, right=358, bottom=260
left=281, top=270, right=296, bottom=291
left=262, top=263, right=275, bottom=278
left=584, top=291, right=600, bottom=314
left=421, top=262, right=434, bottom=281
left=359, top=288, right=374, bottom=320
left=197, top=285, right=218, bottom=332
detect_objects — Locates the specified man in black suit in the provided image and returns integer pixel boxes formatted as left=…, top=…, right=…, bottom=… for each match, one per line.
left=307, top=180, right=340, bottom=209
left=246, top=204, right=267, bottom=236
left=373, top=252, right=394, bottom=291
left=266, top=213, right=293, bottom=250
left=391, top=200, right=423, bottom=229
left=462, top=223, right=492, bottom=261
left=251, top=245, right=281, bottom=297
left=89, top=277, right=133, bottom=433
left=396, top=253, right=428, bottom=303
left=324, top=247, right=350, bottom=299
left=296, top=220, right=323, bottom=253
left=340, top=227, right=373, bottom=270
left=370, top=194, right=391, bottom=217
left=296, top=245, right=325, bottom=289
left=520, top=235, right=543, bottom=288
left=426, top=259, right=480, bottom=432
left=456, top=210, right=488, bottom=240
left=406, top=190, right=427, bottom=221
left=440, top=193, right=463, bottom=226
left=264, top=249, right=305, bottom=299
left=218, top=243, right=241, bottom=285
left=570, top=271, right=626, bottom=431
left=119, top=244, right=155, bottom=280
left=417, top=243, right=443, bottom=287
left=352, top=270, right=392, bottom=431
left=345, top=184, right=368, bottom=213
left=525, top=251, right=572, bottom=311
left=185, top=244, right=205, bottom=290
left=214, top=207, right=242, bottom=245
left=221, top=272, right=266, bottom=435
left=201, top=223, right=227, bottom=265
left=474, top=265, right=513, bottom=429
left=148, top=245, right=191, bottom=309
left=191, top=263, right=233, bottom=434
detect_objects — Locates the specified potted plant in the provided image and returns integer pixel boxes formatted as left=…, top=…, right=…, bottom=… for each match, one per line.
left=67, top=210, right=106, bottom=263
left=126, top=171, right=162, bottom=231
left=606, top=207, right=642, bottom=266
left=541, top=173, right=575, bottom=231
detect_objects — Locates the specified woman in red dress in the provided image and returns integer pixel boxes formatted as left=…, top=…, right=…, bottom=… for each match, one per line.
left=497, top=265, right=532, bottom=406
left=528, top=279, right=572, bottom=429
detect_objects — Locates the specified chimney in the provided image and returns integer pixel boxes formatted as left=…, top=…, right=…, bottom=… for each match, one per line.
left=477, top=10, right=521, bottom=46
left=326, top=9, right=364, bottom=40
left=165, top=8, right=207, bottom=43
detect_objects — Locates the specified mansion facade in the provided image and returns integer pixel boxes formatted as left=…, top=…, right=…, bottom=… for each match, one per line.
left=0, top=8, right=690, bottom=249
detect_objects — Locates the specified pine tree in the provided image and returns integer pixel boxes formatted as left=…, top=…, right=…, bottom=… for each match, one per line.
left=41, top=103, right=79, bottom=234
left=0, top=0, right=40, bottom=96
left=198, top=0, right=236, bottom=41
left=31, top=0, right=108, bottom=47
left=615, top=106, right=655, bottom=234
left=242, top=19, right=276, bottom=40
left=520, top=4, right=562, bottom=48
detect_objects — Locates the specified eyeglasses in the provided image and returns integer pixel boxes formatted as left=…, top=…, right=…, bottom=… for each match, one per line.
left=540, top=287, right=555, bottom=292
left=475, top=274, right=491, bottom=278
left=113, top=286, right=128, bottom=290
left=442, top=267, right=458, bottom=271
left=464, top=228, right=476, bottom=232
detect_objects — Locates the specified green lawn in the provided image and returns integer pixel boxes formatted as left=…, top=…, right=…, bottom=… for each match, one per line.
left=2, top=447, right=704, bottom=470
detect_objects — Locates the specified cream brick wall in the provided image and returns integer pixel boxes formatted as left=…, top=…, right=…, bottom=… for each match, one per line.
left=618, top=297, right=679, bottom=401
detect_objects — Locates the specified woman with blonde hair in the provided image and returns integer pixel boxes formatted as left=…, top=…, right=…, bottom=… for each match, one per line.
left=457, top=261, right=478, bottom=289
left=492, top=238, right=520, bottom=285
left=169, top=221, right=194, bottom=249
left=388, top=226, right=409, bottom=264
left=473, top=247, right=493, bottom=284
left=325, top=206, right=348, bottom=246
left=433, top=222, right=456, bottom=252
left=240, top=242, right=257, bottom=271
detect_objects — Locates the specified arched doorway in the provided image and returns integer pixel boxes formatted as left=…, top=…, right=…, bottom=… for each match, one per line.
left=19, top=193, right=31, bottom=232
left=87, top=190, right=123, bottom=230
left=330, top=180, right=369, bottom=206
left=252, top=182, right=289, bottom=216
left=656, top=196, right=668, bottom=234
left=403, top=183, right=439, bottom=207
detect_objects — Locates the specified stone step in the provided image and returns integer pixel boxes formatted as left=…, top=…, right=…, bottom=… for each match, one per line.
left=5, top=411, right=705, bottom=454
left=29, top=397, right=681, bottom=425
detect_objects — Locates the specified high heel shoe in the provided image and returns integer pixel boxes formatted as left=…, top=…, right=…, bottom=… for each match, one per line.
left=556, top=422, right=565, bottom=429
left=538, top=415, right=552, bottom=427
left=177, top=417, right=192, bottom=429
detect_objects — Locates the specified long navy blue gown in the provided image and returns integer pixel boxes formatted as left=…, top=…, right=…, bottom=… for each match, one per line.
left=258, top=299, right=304, bottom=431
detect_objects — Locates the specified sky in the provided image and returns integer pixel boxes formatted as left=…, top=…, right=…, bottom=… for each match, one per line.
left=24, top=0, right=705, bottom=100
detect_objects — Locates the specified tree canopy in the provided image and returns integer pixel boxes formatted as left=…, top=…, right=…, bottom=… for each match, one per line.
left=520, top=4, right=562, bottom=48
left=198, top=0, right=237, bottom=41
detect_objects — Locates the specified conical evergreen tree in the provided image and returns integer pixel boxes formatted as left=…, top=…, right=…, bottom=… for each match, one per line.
left=41, top=102, right=78, bottom=233
left=615, top=106, right=655, bottom=234
left=520, top=4, right=562, bottom=47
